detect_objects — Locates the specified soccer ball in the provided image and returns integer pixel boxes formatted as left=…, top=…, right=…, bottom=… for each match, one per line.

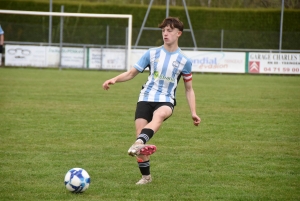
left=64, top=168, right=90, bottom=193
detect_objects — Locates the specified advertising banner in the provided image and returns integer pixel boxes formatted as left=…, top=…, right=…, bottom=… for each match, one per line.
left=6, top=45, right=299, bottom=75
left=47, top=47, right=85, bottom=68
left=86, top=48, right=126, bottom=70
left=61, top=47, right=85, bottom=68
left=47, top=47, right=60, bottom=67
left=5, top=45, right=86, bottom=68
left=130, top=49, right=147, bottom=69
left=248, top=53, right=300, bottom=74
left=87, top=48, right=102, bottom=69
left=101, top=48, right=126, bottom=70
left=5, top=45, right=47, bottom=67
left=185, top=51, right=246, bottom=73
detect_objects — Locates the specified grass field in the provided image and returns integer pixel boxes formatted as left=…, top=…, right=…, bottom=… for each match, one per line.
left=0, top=67, right=299, bottom=201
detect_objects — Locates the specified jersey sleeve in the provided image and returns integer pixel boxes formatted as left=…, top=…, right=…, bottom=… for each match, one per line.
left=134, top=50, right=150, bottom=72
left=182, top=59, right=193, bottom=82
left=0, top=25, right=4, bottom=35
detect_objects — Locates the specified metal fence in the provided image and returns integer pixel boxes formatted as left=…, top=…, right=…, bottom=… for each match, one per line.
left=32, top=0, right=300, bottom=8
left=2, top=22, right=299, bottom=52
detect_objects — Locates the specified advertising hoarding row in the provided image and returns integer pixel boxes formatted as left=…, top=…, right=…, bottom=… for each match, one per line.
left=4, top=45, right=300, bottom=74
left=248, top=52, right=300, bottom=74
left=5, top=45, right=127, bottom=70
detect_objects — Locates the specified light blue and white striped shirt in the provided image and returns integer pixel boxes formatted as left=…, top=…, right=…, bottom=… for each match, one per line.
left=0, top=25, right=4, bottom=35
left=134, top=46, right=192, bottom=105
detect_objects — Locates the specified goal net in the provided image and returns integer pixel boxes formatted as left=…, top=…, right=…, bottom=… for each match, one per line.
left=0, top=9, right=132, bottom=70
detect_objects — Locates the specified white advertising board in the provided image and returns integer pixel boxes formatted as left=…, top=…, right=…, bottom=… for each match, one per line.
left=47, top=47, right=85, bottom=68
left=5, top=45, right=47, bottom=67
left=87, top=48, right=101, bottom=69
left=86, top=48, right=126, bottom=70
left=61, top=47, right=85, bottom=68
left=47, top=47, right=60, bottom=67
left=101, top=48, right=126, bottom=70
left=5, top=45, right=86, bottom=68
left=130, top=49, right=147, bottom=69
left=248, top=53, right=300, bottom=74
left=185, top=51, right=246, bottom=73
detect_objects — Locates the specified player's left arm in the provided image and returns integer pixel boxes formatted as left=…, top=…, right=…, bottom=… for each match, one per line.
left=184, top=78, right=201, bottom=126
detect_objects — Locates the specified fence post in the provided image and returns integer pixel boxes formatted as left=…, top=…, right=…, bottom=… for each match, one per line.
left=279, top=0, right=284, bottom=52
left=106, top=25, right=109, bottom=47
left=59, top=5, right=64, bottom=70
left=83, top=45, right=86, bottom=69
left=100, top=46, right=103, bottom=70
left=221, top=29, right=224, bottom=51
left=49, top=0, right=52, bottom=45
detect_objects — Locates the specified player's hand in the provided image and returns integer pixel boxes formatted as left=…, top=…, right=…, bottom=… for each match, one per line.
left=102, top=79, right=115, bottom=90
left=192, top=114, right=201, bottom=126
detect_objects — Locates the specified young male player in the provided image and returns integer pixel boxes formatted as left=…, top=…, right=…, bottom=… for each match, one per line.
left=102, top=17, right=201, bottom=185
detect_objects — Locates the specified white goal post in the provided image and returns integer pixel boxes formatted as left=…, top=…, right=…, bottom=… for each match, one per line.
left=0, top=9, right=132, bottom=70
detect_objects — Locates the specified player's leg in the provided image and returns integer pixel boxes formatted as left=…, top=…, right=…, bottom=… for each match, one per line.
left=129, top=103, right=173, bottom=157
left=128, top=102, right=156, bottom=156
left=144, top=105, right=173, bottom=132
left=130, top=118, right=157, bottom=156
left=134, top=118, right=153, bottom=184
left=130, top=103, right=173, bottom=184
left=134, top=103, right=173, bottom=148
left=135, top=107, right=172, bottom=184
left=128, top=102, right=155, bottom=184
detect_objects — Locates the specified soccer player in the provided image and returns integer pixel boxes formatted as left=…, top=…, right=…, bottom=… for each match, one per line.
left=102, top=17, right=201, bottom=185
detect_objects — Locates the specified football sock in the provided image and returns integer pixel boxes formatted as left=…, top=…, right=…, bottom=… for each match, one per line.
left=138, top=160, right=150, bottom=175
left=136, top=128, right=154, bottom=144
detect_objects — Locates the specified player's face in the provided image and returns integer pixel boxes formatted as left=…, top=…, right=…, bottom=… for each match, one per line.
left=161, top=25, right=182, bottom=46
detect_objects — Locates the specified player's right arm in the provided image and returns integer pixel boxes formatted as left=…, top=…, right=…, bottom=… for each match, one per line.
left=102, top=67, right=139, bottom=90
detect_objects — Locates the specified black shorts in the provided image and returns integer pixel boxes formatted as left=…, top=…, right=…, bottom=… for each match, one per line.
left=135, top=101, right=174, bottom=122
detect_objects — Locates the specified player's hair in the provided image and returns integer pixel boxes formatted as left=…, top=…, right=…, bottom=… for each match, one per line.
left=158, top=17, right=184, bottom=32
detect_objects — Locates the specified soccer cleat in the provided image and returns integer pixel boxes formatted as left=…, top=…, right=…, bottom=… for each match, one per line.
left=136, top=175, right=152, bottom=185
left=128, top=144, right=157, bottom=156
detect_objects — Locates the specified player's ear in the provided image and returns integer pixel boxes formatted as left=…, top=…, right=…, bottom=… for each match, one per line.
left=177, top=30, right=182, bottom=37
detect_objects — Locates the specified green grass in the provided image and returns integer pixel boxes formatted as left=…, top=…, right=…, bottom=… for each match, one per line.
left=0, top=68, right=299, bottom=201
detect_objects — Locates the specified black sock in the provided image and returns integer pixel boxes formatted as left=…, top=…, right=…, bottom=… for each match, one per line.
left=136, top=128, right=154, bottom=144
left=138, top=160, right=150, bottom=175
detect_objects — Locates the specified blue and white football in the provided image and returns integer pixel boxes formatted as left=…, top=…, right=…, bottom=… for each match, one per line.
left=64, top=168, right=90, bottom=192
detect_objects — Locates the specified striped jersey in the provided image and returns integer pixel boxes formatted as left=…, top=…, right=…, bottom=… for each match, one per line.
left=0, top=25, right=4, bottom=35
left=134, top=46, right=192, bottom=105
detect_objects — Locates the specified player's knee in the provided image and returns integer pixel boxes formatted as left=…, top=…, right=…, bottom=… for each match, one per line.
left=155, top=110, right=171, bottom=120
